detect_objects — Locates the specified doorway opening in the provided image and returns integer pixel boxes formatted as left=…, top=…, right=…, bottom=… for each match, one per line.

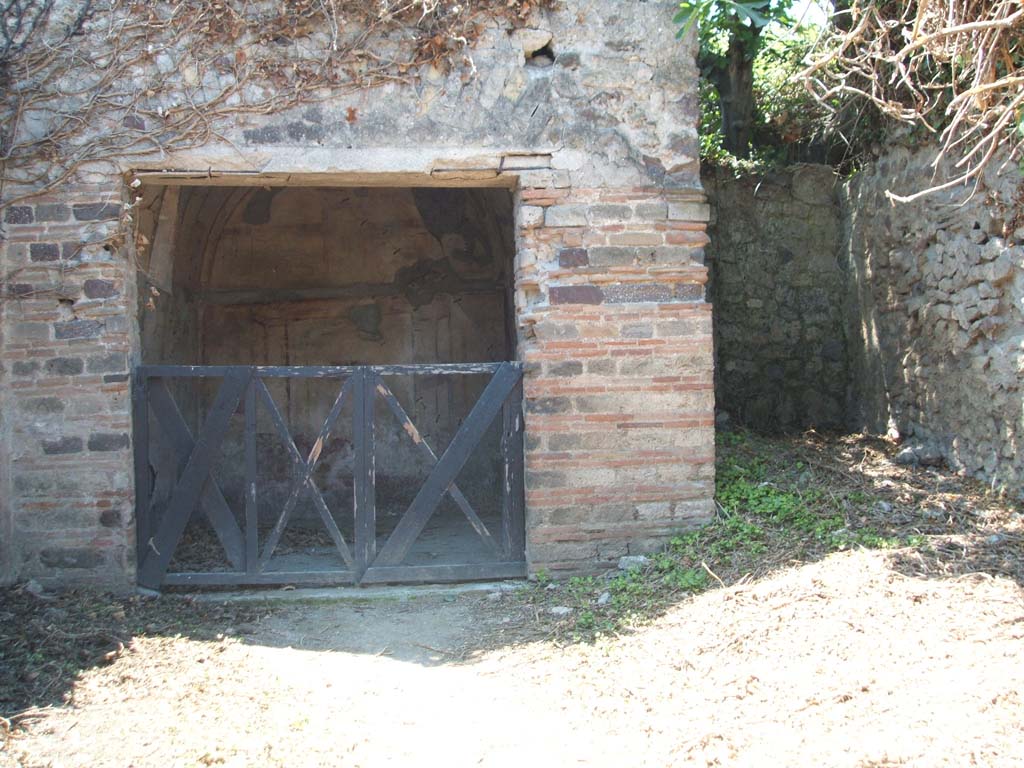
left=134, top=184, right=524, bottom=587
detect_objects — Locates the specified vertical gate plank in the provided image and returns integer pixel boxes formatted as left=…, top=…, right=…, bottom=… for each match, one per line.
left=138, top=368, right=251, bottom=589
left=373, top=363, right=522, bottom=568
left=133, top=370, right=151, bottom=572
left=354, top=368, right=376, bottom=576
left=244, top=378, right=258, bottom=574
left=502, top=378, right=526, bottom=561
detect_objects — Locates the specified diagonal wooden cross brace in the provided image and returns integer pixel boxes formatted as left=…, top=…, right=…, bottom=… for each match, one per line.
left=147, top=378, right=246, bottom=571
left=372, top=363, right=522, bottom=568
left=255, top=377, right=355, bottom=570
left=138, top=369, right=251, bottom=588
left=374, top=375, right=501, bottom=557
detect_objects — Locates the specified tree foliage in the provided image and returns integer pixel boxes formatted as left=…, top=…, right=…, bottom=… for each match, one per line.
left=675, top=1, right=797, bottom=159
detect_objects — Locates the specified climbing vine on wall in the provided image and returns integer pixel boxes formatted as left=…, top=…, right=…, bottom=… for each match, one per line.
left=0, top=0, right=554, bottom=211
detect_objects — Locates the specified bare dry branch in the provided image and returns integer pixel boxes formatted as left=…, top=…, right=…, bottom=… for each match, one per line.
left=0, top=0, right=553, bottom=212
left=800, top=0, right=1024, bottom=200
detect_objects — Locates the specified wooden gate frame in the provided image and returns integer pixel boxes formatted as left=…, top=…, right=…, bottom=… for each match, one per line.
left=132, top=363, right=526, bottom=589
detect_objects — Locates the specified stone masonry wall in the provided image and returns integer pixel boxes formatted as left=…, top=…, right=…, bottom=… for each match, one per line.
left=519, top=189, right=715, bottom=573
left=706, top=149, right=1022, bottom=496
left=842, top=146, right=1024, bottom=493
left=1, top=190, right=136, bottom=586
left=705, top=165, right=847, bottom=430
left=0, top=0, right=713, bottom=586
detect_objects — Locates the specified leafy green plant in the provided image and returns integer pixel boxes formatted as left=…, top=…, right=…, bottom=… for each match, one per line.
left=665, top=567, right=709, bottom=591
left=676, top=1, right=797, bottom=159
left=678, top=2, right=832, bottom=169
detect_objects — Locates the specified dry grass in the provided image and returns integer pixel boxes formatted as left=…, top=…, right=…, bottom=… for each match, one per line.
left=802, top=0, right=1024, bottom=201
left=0, top=591, right=265, bottom=735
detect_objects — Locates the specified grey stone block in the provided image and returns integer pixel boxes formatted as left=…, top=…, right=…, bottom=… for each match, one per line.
left=87, top=433, right=130, bottom=452
left=54, top=319, right=103, bottom=340
left=544, top=204, right=588, bottom=227
left=42, top=437, right=83, bottom=455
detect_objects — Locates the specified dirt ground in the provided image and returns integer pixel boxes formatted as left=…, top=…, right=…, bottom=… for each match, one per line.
left=2, top=552, right=1023, bottom=768
left=2, top=433, right=1023, bottom=767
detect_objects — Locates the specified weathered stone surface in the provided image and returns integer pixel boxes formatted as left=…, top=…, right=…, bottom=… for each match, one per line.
left=45, top=357, right=84, bottom=375
left=53, top=319, right=103, bottom=340
left=72, top=202, right=120, bottom=221
left=86, top=353, right=127, bottom=374
left=512, top=28, right=552, bottom=57
left=0, top=0, right=713, bottom=589
left=518, top=205, right=544, bottom=228
left=39, top=547, right=104, bottom=570
left=791, top=165, right=837, bottom=204
left=87, top=433, right=130, bottom=452
left=842, top=144, right=1023, bottom=494
left=83, top=279, right=118, bottom=299
left=12, top=361, right=40, bottom=376
left=558, top=247, right=589, bottom=268
left=618, top=555, right=649, bottom=571
left=635, top=201, right=668, bottom=220
left=5, top=206, right=33, bottom=224
left=21, top=397, right=64, bottom=414
left=35, top=203, right=71, bottom=222
left=588, top=204, right=632, bottom=223
left=545, top=205, right=588, bottom=228
left=41, top=437, right=84, bottom=455
left=547, top=361, right=583, bottom=377
left=668, top=201, right=710, bottom=222
left=706, top=165, right=846, bottom=431
left=29, top=243, right=61, bottom=262
left=549, top=285, right=604, bottom=305
left=603, top=283, right=674, bottom=303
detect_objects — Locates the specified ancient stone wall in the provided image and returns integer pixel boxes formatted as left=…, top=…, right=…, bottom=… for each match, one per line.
left=705, top=165, right=847, bottom=430
left=707, top=148, right=1023, bottom=495
left=0, top=189, right=136, bottom=586
left=0, top=0, right=713, bottom=586
left=842, top=147, right=1024, bottom=493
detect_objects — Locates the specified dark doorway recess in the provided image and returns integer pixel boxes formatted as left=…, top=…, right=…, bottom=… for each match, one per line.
left=134, top=186, right=524, bottom=588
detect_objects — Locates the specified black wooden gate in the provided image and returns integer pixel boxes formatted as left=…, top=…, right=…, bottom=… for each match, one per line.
left=132, top=363, right=525, bottom=589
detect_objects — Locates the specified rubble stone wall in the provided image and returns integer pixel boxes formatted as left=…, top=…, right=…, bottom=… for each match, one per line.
left=842, top=146, right=1024, bottom=492
left=705, top=165, right=847, bottom=430
left=707, top=148, right=1022, bottom=496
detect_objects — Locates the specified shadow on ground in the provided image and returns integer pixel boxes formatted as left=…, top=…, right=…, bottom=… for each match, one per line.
left=2, top=431, right=1021, bottom=733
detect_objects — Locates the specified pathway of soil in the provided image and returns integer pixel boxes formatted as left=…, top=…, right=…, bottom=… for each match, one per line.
left=3, top=549, right=1023, bottom=768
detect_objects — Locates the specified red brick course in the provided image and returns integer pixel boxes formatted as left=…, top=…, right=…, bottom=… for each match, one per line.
left=1, top=174, right=713, bottom=586
left=516, top=181, right=714, bottom=576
